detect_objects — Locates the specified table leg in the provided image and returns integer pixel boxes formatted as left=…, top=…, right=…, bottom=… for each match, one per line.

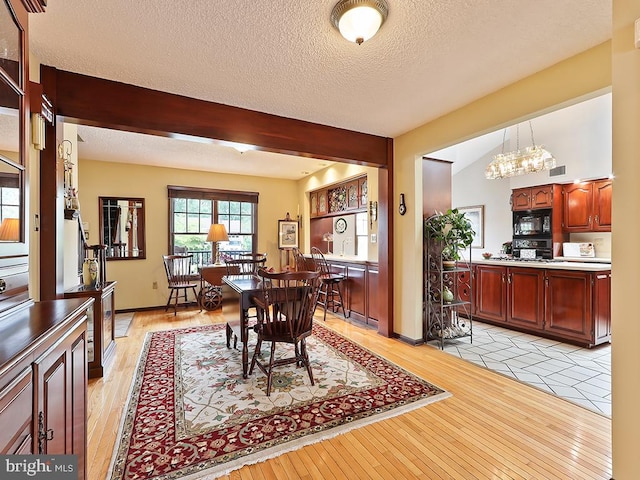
left=241, top=310, right=249, bottom=378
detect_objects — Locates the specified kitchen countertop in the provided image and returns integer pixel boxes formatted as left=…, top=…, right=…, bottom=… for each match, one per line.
left=303, top=253, right=376, bottom=265
left=470, top=258, right=611, bottom=271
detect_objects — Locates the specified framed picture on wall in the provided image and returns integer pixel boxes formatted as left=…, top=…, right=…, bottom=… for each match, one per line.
left=278, top=220, right=299, bottom=249
left=458, top=205, right=484, bottom=248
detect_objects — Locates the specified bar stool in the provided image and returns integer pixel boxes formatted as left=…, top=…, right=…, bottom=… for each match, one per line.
left=310, top=247, right=347, bottom=320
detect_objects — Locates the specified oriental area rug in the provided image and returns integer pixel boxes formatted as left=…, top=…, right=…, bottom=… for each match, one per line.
left=107, top=323, right=450, bottom=480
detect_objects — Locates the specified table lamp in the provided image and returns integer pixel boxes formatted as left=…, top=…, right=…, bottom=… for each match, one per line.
left=207, top=224, right=229, bottom=265
left=0, top=218, right=19, bottom=241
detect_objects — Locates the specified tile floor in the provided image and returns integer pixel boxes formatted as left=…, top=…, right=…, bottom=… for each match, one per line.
left=427, top=321, right=611, bottom=416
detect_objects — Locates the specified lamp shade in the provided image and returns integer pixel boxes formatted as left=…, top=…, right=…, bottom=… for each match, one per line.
left=331, top=0, right=389, bottom=44
left=0, top=218, right=19, bottom=241
left=206, top=224, right=229, bottom=243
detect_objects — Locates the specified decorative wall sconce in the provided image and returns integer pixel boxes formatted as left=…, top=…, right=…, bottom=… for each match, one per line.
left=369, top=200, right=378, bottom=228
left=31, top=113, right=45, bottom=150
left=58, top=140, right=79, bottom=210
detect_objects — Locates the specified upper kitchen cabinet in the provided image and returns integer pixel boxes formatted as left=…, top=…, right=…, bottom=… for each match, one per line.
left=562, top=179, right=612, bottom=232
left=309, top=191, right=318, bottom=217
left=511, top=185, right=555, bottom=211
left=317, top=189, right=328, bottom=216
left=592, top=179, right=612, bottom=231
left=358, top=177, right=368, bottom=208
left=309, top=175, right=367, bottom=218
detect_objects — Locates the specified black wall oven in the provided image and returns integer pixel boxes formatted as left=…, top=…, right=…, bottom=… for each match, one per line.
left=512, top=209, right=553, bottom=259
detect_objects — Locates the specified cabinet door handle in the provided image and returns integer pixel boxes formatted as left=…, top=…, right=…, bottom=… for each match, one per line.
left=37, top=411, right=54, bottom=454
left=595, top=214, right=599, bottom=224
left=502, top=273, right=506, bottom=283
left=588, top=215, right=592, bottom=224
left=507, top=273, right=512, bottom=284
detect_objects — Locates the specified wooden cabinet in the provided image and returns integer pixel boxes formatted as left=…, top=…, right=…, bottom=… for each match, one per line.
left=358, top=177, right=368, bottom=208
left=0, top=298, right=92, bottom=479
left=512, top=185, right=554, bottom=211
left=544, top=270, right=592, bottom=342
left=0, top=367, right=33, bottom=454
left=315, top=258, right=378, bottom=329
left=593, top=271, right=612, bottom=344
left=346, top=180, right=359, bottom=210
left=309, top=192, right=318, bottom=217
left=592, top=179, right=612, bottom=231
left=309, top=175, right=367, bottom=219
left=345, top=264, right=366, bottom=319
left=507, top=267, right=544, bottom=330
left=64, top=281, right=117, bottom=378
left=317, top=189, right=328, bottom=216
left=366, top=266, right=379, bottom=327
left=475, top=265, right=507, bottom=323
left=562, top=179, right=612, bottom=232
left=474, top=264, right=610, bottom=347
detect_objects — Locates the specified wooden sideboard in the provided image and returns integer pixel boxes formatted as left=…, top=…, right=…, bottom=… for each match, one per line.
left=307, top=256, right=379, bottom=329
left=0, top=298, right=93, bottom=480
left=64, top=281, right=117, bottom=378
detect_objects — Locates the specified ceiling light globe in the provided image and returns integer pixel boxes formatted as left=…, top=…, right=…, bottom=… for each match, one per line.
left=331, top=0, right=389, bottom=45
left=339, top=6, right=382, bottom=44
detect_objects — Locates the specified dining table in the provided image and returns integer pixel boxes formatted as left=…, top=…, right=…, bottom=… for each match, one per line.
left=221, top=274, right=264, bottom=378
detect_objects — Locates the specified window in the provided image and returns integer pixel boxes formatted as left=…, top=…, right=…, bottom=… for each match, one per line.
left=0, top=173, right=19, bottom=221
left=168, top=186, right=258, bottom=267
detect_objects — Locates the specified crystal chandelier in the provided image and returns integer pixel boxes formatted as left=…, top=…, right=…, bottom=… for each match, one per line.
left=485, top=122, right=556, bottom=180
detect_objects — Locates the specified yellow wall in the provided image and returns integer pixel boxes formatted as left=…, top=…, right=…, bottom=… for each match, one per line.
left=611, top=1, right=640, bottom=477
left=393, top=41, right=612, bottom=340
left=79, top=159, right=300, bottom=310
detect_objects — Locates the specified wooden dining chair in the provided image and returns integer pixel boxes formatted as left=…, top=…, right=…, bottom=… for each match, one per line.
left=224, top=255, right=267, bottom=348
left=162, top=254, right=199, bottom=315
left=225, top=256, right=267, bottom=275
left=310, top=247, right=347, bottom=320
left=292, top=248, right=312, bottom=272
left=249, top=269, right=322, bottom=396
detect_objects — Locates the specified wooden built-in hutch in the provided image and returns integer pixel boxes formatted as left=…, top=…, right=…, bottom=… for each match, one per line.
left=0, top=2, right=92, bottom=479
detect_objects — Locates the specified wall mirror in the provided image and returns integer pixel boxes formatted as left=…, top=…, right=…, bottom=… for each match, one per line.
left=99, top=197, right=146, bottom=260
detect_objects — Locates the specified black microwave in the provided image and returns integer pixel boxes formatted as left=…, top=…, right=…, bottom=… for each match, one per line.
left=513, top=209, right=551, bottom=236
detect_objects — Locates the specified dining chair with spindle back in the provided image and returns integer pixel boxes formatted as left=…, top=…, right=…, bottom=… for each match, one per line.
left=249, top=269, right=322, bottom=396
left=162, top=254, right=199, bottom=316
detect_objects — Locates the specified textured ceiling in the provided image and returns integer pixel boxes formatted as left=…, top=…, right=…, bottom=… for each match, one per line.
left=27, top=0, right=612, bottom=177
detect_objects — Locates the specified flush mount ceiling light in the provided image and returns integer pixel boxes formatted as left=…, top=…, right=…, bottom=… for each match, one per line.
left=330, top=0, right=389, bottom=45
left=485, top=121, right=556, bottom=180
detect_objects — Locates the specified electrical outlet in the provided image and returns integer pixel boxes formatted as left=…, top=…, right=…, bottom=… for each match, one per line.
left=370, top=233, right=377, bottom=244
left=594, top=237, right=604, bottom=248
left=152, top=281, right=158, bottom=289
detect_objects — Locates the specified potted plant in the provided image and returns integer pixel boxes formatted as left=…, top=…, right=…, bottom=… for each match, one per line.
left=425, top=208, right=475, bottom=268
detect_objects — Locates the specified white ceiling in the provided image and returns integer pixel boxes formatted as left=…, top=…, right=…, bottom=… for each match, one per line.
left=27, top=1, right=612, bottom=178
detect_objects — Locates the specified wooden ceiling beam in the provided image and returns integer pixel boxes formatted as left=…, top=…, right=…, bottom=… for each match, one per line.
left=43, top=66, right=391, bottom=167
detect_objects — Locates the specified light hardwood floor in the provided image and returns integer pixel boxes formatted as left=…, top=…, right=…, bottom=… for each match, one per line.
left=89, top=308, right=612, bottom=480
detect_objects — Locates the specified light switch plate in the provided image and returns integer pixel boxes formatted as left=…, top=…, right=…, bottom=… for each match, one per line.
left=370, top=233, right=377, bottom=244
left=636, top=18, right=640, bottom=49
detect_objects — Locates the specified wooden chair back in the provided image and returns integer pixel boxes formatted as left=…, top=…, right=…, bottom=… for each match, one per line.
left=310, top=247, right=330, bottom=276
left=254, top=269, right=321, bottom=341
left=225, top=256, right=267, bottom=275
left=292, top=248, right=312, bottom=272
left=163, top=254, right=195, bottom=286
